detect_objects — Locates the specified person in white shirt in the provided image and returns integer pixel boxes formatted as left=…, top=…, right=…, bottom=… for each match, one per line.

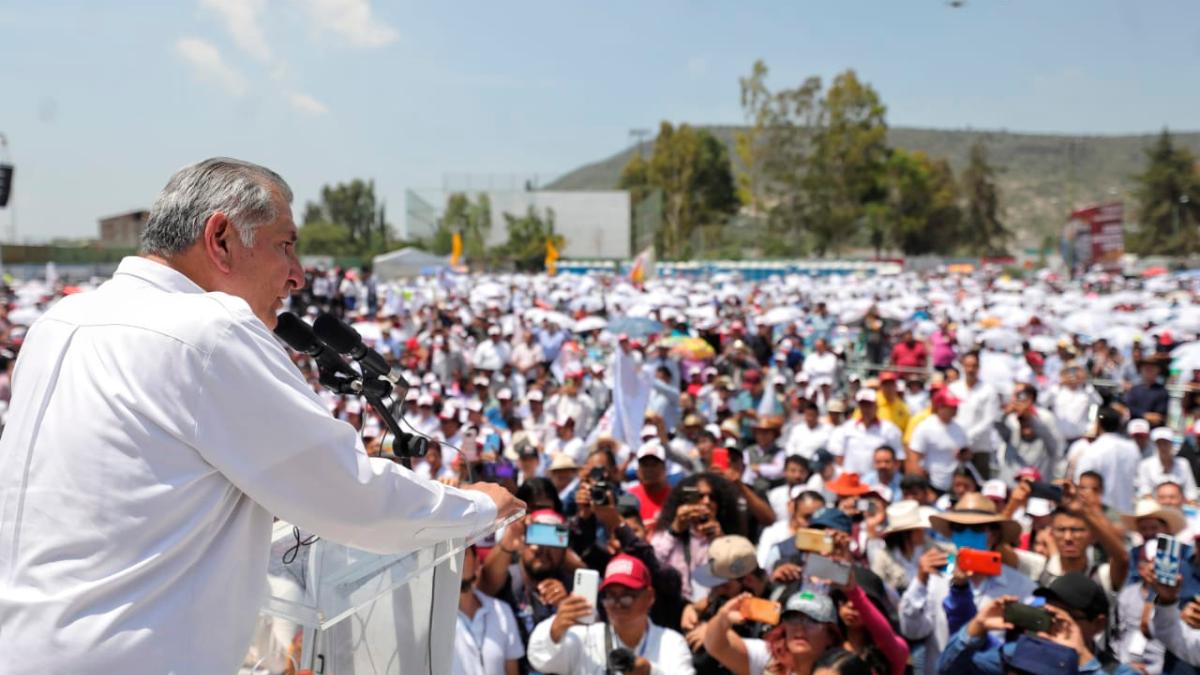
left=1047, top=365, right=1101, bottom=441
left=801, top=338, right=839, bottom=385
left=784, top=402, right=833, bottom=460
left=545, top=414, right=586, bottom=465
left=766, top=455, right=814, bottom=522
left=829, top=389, right=903, bottom=476
left=909, top=390, right=970, bottom=492
left=1137, top=427, right=1198, bottom=500
left=0, top=158, right=521, bottom=675
left=527, top=554, right=694, bottom=675
left=454, top=547, right=524, bottom=675
left=1075, top=408, right=1142, bottom=513
left=947, top=351, right=1001, bottom=478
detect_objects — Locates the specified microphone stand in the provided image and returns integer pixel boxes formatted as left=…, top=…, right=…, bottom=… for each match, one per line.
left=317, top=366, right=414, bottom=470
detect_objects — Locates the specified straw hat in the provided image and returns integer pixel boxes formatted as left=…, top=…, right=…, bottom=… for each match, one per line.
left=1119, top=498, right=1187, bottom=535
left=881, top=500, right=936, bottom=536
left=928, top=492, right=1022, bottom=544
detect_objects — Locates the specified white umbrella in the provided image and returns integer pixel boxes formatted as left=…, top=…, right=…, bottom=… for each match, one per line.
left=1172, top=341, right=1200, bottom=373
left=573, top=316, right=608, bottom=333
left=350, top=321, right=384, bottom=343
left=979, top=327, right=1022, bottom=352
left=761, top=306, right=804, bottom=326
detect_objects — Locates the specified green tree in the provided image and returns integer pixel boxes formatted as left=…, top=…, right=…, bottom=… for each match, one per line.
left=491, top=206, right=565, bottom=271
left=440, top=192, right=493, bottom=261
left=298, top=179, right=392, bottom=256
left=735, top=59, right=773, bottom=214
left=875, top=149, right=962, bottom=255
left=960, top=141, right=1010, bottom=255
left=618, top=122, right=739, bottom=258
left=1131, top=129, right=1200, bottom=255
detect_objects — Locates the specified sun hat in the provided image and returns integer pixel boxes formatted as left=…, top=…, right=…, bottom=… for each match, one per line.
left=825, top=472, right=872, bottom=497
left=928, top=492, right=1021, bottom=544
left=691, top=535, right=759, bottom=588
left=1119, top=497, right=1187, bottom=535
left=881, top=500, right=935, bottom=536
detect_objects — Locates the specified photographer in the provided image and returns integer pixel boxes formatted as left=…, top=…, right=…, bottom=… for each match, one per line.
left=652, top=473, right=746, bottom=601
left=526, top=554, right=694, bottom=675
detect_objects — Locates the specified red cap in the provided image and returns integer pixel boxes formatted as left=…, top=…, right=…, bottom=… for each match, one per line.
left=1160, top=330, right=1175, bottom=346
left=1016, top=466, right=1042, bottom=482
left=879, top=371, right=899, bottom=382
left=600, top=554, right=652, bottom=592
left=742, top=369, right=763, bottom=385
left=1026, top=352, right=1045, bottom=368
left=932, top=390, right=961, bottom=408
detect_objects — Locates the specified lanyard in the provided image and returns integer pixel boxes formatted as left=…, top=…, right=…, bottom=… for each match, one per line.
left=459, top=602, right=490, bottom=672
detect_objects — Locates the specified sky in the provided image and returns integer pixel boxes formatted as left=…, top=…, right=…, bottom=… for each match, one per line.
left=1, top=0, right=1198, bottom=241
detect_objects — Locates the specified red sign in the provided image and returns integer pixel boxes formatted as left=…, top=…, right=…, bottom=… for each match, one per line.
left=1066, top=202, right=1124, bottom=271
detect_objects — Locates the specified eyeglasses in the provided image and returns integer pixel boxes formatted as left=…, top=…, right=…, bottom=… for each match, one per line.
left=600, top=589, right=643, bottom=608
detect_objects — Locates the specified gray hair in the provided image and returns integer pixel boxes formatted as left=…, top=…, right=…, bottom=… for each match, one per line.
left=140, top=157, right=293, bottom=256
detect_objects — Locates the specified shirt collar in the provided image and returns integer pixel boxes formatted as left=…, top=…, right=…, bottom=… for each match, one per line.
left=113, top=256, right=206, bottom=295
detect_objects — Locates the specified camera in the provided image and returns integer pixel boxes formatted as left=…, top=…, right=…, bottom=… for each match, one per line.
left=607, top=647, right=637, bottom=672
left=588, top=467, right=612, bottom=505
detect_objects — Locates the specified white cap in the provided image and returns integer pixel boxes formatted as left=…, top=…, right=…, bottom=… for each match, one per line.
left=465, top=399, right=484, bottom=413
left=405, top=389, right=420, bottom=402
left=527, top=389, right=544, bottom=402
left=487, top=326, right=500, bottom=335
left=497, top=388, right=513, bottom=400
left=794, top=372, right=810, bottom=383
left=416, top=393, right=434, bottom=407
left=772, top=375, right=787, bottom=386
left=982, top=479, right=1008, bottom=501
left=1128, top=419, right=1151, bottom=435
left=855, top=389, right=877, bottom=404
left=1150, top=427, right=1176, bottom=443
left=868, top=484, right=893, bottom=503
left=636, top=440, right=666, bottom=462
left=640, top=424, right=659, bottom=439
left=1026, top=497, right=1055, bottom=518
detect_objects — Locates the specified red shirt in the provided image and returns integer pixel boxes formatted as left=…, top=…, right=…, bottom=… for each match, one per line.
left=890, top=340, right=928, bottom=368
left=627, top=483, right=671, bottom=527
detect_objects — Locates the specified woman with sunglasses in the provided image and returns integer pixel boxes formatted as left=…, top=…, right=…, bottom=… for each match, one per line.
left=703, top=590, right=844, bottom=675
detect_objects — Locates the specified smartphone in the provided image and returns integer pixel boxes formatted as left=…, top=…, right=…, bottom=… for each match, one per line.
left=740, top=597, right=781, bottom=626
left=1154, top=534, right=1182, bottom=587
left=805, top=554, right=851, bottom=585
left=573, top=568, right=599, bottom=625
left=525, top=522, right=569, bottom=548
left=956, top=548, right=1002, bottom=576
left=1027, top=480, right=1063, bottom=503
left=1004, top=603, right=1052, bottom=633
left=794, top=528, right=834, bottom=555
left=856, top=498, right=875, bottom=515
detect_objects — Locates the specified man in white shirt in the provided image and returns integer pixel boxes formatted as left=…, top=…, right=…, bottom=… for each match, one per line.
left=909, top=390, right=970, bottom=492
left=1137, top=427, right=1198, bottom=500
left=802, top=337, right=839, bottom=385
left=784, top=401, right=833, bottom=460
left=0, top=158, right=521, bottom=674
left=948, top=351, right=1001, bottom=478
left=1047, top=365, right=1101, bottom=442
left=1075, top=408, right=1142, bottom=513
left=527, top=554, right=694, bottom=675
left=829, top=389, right=903, bottom=476
left=454, top=547, right=524, bottom=675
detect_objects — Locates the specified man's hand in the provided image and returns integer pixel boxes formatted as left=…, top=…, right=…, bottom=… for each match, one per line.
left=463, top=482, right=526, bottom=521
left=917, top=548, right=949, bottom=584
left=575, top=481, right=594, bottom=520
left=1009, top=480, right=1032, bottom=508
left=1139, top=566, right=1182, bottom=605
left=1182, top=598, right=1200, bottom=629
left=696, top=515, right=723, bottom=539
left=967, top=595, right=1016, bottom=638
left=771, top=563, right=805, bottom=584
left=685, top=623, right=707, bottom=651
left=1039, top=604, right=1093, bottom=665
left=536, top=578, right=569, bottom=606
left=549, top=594, right=593, bottom=643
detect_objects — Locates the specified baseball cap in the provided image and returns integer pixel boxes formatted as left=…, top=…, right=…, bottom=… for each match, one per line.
left=600, top=554, right=652, bottom=592
left=416, top=393, right=434, bottom=407
left=691, top=535, right=760, bottom=588
left=516, top=443, right=540, bottom=460
left=855, top=389, right=877, bottom=404
left=982, top=479, right=1008, bottom=501
left=1128, top=419, right=1151, bottom=436
left=640, top=424, right=659, bottom=439
left=827, top=399, right=847, bottom=414
left=781, top=591, right=837, bottom=624
left=465, top=399, right=484, bottom=413
left=1034, top=572, right=1110, bottom=620
left=1150, top=427, right=1175, bottom=443
left=879, top=371, right=899, bottom=382
left=529, top=509, right=566, bottom=526
left=683, top=413, right=705, bottom=427
left=932, top=390, right=961, bottom=408
left=811, top=449, right=836, bottom=471
left=497, top=388, right=513, bottom=401
left=636, top=440, right=666, bottom=463
left=808, top=507, right=852, bottom=534
left=526, top=389, right=545, bottom=402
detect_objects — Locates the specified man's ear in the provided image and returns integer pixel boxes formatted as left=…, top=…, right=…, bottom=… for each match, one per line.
left=202, top=212, right=235, bottom=274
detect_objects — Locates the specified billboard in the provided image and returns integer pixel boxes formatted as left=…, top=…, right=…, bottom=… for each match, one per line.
left=1062, top=202, right=1124, bottom=273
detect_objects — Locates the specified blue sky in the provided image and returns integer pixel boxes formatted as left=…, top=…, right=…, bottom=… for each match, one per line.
left=1, top=0, right=1198, bottom=241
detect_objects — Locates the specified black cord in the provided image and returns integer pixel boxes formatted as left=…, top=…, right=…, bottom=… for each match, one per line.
left=283, top=526, right=319, bottom=565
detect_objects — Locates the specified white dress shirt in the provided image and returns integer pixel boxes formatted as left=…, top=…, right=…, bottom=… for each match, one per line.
left=1151, top=602, right=1200, bottom=667
left=948, top=379, right=1001, bottom=454
left=526, top=617, right=694, bottom=675
left=453, top=590, right=525, bottom=675
left=1136, top=455, right=1199, bottom=500
left=0, top=257, right=498, bottom=675
left=1047, top=384, right=1101, bottom=440
left=1075, top=432, right=1142, bottom=512
left=784, top=420, right=833, bottom=459
left=829, top=418, right=903, bottom=476
left=909, top=416, right=969, bottom=490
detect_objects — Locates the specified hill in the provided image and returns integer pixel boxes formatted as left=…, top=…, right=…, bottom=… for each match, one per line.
left=547, top=126, right=1200, bottom=246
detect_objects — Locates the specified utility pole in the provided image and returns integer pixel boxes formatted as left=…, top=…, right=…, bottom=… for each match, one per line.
left=629, top=129, right=651, bottom=158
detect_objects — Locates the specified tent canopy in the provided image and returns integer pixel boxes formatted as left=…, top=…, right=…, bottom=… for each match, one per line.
left=371, top=247, right=450, bottom=279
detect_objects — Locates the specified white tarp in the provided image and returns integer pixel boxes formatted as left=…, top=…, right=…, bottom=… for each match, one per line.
left=371, top=248, right=450, bottom=279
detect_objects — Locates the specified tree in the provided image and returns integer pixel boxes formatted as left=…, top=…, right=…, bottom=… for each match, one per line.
left=875, top=149, right=962, bottom=255
left=439, top=192, right=492, bottom=261
left=492, top=206, right=565, bottom=271
left=1131, top=129, right=1200, bottom=255
left=620, top=122, right=739, bottom=258
left=735, top=59, right=773, bottom=214
left=298, top=179, right=393, bottom=257
left=960, top=141, right=1010, bottom=255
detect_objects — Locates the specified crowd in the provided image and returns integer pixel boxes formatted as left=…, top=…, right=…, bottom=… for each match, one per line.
left=8, top=263, right=1200, bottom=674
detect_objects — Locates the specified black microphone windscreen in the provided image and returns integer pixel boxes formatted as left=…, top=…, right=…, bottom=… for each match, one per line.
left=313, top=313, right=363, bottom=355
left=274, top=312, right=320, bottom=353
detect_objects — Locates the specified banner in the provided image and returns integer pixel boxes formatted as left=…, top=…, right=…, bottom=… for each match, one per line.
left=545, top=239, right=558, bottom=276
left=450, top=233, right=463, bottom=267
left=629, top=245, right=655, bottom=284
left=1063, top=202, right=1123, bottom=272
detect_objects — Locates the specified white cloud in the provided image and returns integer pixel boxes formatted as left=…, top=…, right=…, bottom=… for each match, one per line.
left=302, top=0, right=398, bottom=48
left=175, top=37, right=248, bottom=96
left=288, top=92, right=329, bottom=115
left=201, top=0, right=271, bottom=62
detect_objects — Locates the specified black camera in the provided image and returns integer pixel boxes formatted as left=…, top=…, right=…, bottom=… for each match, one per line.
left=588, top=467, right=612, bottom=505
left=607, top=647, right=637, bottom=672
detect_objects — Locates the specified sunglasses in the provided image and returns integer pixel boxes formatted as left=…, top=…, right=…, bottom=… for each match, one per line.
left=600, top=589, right=643, bottom=608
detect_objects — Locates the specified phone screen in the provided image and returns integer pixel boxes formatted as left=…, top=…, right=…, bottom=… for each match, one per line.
left=805, top=553, right=851, bottom=585
left=525, top=522, right=569, bottom=548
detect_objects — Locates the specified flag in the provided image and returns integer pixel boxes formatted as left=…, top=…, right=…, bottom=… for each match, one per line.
left=450, top=232, right=463, bottom=267
left=545, top=239, right=559, bottom=276
left=629, top=245, right=655, bottom=284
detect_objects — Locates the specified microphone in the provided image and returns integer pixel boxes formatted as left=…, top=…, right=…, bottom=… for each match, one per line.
left=274, top=312, right=359, bottom=380
left=313, top=313, right=410, bottom=389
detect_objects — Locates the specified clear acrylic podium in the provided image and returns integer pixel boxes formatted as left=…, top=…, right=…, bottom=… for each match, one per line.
left=241, top=513, right=518, bottom=675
